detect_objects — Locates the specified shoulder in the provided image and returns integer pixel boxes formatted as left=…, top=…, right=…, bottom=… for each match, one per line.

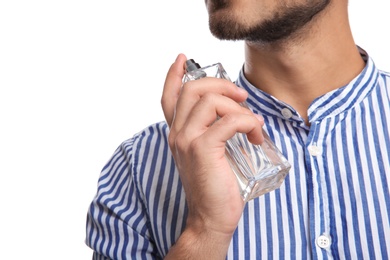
left=99, top=122, right=170, bottom=191
left=130, top=121, right=170, bottom=151
left=126, top=121, right=171, bottom=170
left=123, top=121, right=175, bottom=195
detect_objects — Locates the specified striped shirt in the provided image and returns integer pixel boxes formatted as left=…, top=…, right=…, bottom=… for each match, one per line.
left=86, top=49, right=390, bottom=259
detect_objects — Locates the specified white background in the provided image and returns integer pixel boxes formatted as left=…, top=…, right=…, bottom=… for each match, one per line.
left=0, top=0, right=389, bottom=259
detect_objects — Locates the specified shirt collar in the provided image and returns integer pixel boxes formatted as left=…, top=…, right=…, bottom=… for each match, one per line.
left=235, top=47, right=380, bottom=125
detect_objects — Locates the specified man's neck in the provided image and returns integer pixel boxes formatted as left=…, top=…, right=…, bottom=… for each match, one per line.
left=243, top=2, right=365, bottom=125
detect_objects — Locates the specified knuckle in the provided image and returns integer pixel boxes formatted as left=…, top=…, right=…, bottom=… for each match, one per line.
left=196, top=93, right=215, bottom=108
left=180, top=81, right=197, bottom=96
left=202, top=92, right=216, bottom=102
left=175, top=131, right=205, bottom=155
left=168, top=131, right=176, bottom=150
left=174, top=131, right=190, bottom=153
left=221, top=113, right=237, bottom=125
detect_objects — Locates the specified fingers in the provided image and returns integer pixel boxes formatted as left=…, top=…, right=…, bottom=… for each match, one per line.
left=207, top=112, right=264, bottom=145
left=171, top=77, right=248, bottom=136
left=162, top=53, right=264, bottom=157
left=161, top=53, right=188, bottom=126
left=173, top=93, right=264, bottom=153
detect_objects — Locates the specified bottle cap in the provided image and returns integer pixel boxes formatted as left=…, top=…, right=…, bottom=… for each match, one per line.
left=185, top=59, right=201, bottom=72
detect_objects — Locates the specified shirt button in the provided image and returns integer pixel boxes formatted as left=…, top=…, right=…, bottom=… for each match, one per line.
left=316, top=235, right=331, bottom=248
left=281, top=108, right=293, bottom=119
left=308, top=145, right=321, bottom=156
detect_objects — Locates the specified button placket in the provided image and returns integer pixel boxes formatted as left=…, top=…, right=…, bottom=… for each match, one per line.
left=306, top=121, right=331, bottom=256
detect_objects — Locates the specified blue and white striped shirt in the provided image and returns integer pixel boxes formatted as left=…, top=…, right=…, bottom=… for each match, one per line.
left=86, top=49, right=390, bottom=259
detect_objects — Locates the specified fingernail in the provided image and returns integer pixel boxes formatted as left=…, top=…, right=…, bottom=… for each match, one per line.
left=237, top=87, right=247, bottom=94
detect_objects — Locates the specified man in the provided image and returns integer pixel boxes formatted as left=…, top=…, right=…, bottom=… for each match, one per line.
left=86, top=0, right=390, bottom=259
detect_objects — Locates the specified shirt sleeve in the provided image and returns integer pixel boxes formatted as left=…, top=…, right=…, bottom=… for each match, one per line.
left=85, top=136, right=160, bottom=259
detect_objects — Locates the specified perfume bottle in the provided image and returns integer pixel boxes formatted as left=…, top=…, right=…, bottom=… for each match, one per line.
left=183, top=59, right=291, bottom=201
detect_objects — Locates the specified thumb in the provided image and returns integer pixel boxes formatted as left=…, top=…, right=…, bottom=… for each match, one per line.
left=161, top=53, right=187, bottom=126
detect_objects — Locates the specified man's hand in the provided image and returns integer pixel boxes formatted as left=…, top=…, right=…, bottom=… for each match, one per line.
left=161, top=54, right=264, bottom=259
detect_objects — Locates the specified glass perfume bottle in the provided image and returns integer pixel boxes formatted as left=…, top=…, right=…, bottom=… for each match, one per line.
left=183, top=59, right=291, bottom=201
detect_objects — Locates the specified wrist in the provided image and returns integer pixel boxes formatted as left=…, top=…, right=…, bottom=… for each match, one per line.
left=165, top=224, right=233, bottom=259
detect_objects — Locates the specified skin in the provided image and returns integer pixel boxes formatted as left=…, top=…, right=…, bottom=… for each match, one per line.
left=161, top=0, right=365, bottom=258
